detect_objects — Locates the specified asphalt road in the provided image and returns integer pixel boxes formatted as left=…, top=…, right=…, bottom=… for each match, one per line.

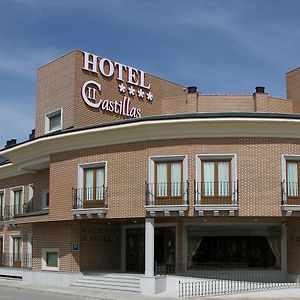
left=0, top=286, right=94, bottom=300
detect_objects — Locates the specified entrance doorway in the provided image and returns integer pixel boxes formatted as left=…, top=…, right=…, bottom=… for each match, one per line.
left=0, top=237, right=3, bottom=266
left=126, top=228, right=144, bottom=273
left=125, top=226, right=176, bottom=274
left=13, top=237, right=21, bottom=268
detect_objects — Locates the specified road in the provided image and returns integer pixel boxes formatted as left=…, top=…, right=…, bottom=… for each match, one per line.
left=0, top=286, right=93, bottom=300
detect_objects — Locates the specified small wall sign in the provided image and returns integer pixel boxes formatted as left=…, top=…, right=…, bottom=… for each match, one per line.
left=72, top=243, right=80, bottom=252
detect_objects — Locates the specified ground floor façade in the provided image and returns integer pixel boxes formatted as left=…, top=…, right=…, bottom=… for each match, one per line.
left=1, top=217, right=300, bottom=293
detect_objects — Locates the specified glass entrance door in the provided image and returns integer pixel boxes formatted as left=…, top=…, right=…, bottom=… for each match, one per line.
left=13, top=237, right=21, bottom=268
left=0, top=238, right=3, bottom=266
left=126, top=228, right=144, bottom=273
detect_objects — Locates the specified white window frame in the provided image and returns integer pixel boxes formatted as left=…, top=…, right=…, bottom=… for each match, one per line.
left=10, top=186, right=24, bottom=216
left=148, top=155, right=188, bottom=204
left=9, top=234, right=23, bottom=267
left=45, top=108, right=63, bottom=134
left=196, top=154, right=237, bottom=203
left=0, top=189, right=5, bottom=217
left=41, top=248, right=59, bottom=271
left=282, top=155, right=300, bottom=202
left=41, top=189, right=49, bottom=210
left=77, top=161, right=107, bottom=203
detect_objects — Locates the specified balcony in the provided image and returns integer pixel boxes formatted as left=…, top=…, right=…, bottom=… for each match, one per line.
left=0, top=202, right=49, bottom=223
left=145, top=181, right=189, bottom=216
left=281, top=181, right=300, bottom=215
left=72, top=187, right=108, bottom=219
left=194, top=181, right=238, bottom=216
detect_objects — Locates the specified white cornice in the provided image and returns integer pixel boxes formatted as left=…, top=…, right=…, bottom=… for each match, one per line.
left=1, top=117, right=300, bottom=169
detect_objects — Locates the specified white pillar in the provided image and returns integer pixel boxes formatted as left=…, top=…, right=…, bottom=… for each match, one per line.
left=145, top=218, right=155, bottom=277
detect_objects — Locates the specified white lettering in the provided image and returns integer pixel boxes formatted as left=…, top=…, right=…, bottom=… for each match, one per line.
left=81, top=80, right=102, bottom=108
left=127, top=67, right=139, bottom=86
left=139, top=70, right=150, bottom=89
left=114, top=62, right=128, bottom=82
left=82, top=51, right=98, bottom=73
left=99, top=58, right=114, bottom=77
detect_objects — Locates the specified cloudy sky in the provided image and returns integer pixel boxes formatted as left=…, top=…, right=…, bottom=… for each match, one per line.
left=0, top=0, right=300, bottom=148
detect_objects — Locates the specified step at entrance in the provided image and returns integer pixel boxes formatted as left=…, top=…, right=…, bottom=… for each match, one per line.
left=72, top=273, right=142, bottom=293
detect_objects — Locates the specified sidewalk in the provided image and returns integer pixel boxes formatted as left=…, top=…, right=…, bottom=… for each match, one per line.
left=0, top=278, right=300, bottom=300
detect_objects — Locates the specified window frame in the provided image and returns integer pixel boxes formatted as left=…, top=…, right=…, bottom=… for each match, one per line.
left=83, top=166, right=106, bottom=202
left=149, top=155, right=188, bottom=205
left=41, top=189, right=50, bottom=210
left=78, top=161, right=107, bottom=205
left=281, top=154, right=300, bottom=205
left=41, top=248, right=59, bottom=271
left=196, top=154, right=237, bottom=203
left=0, top=190, right=5, bottom=217
left=284, top=158, right=300, bottom=199
left=154, top=160, right=183, bottom=198
left=45, top=108, right=63, bottom=134
left=9, top=186, right=24, bottom=216
left=201, top=160, right=232, bottom=198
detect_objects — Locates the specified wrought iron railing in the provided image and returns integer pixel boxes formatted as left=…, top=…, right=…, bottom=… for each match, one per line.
left=72, top=187, right=108, bottom=209
left=145, top=181, right=189, bottom=206
left=0, top=203, right=37, bottom=220
left=282, top=181, right=300, bottom=205
left=194, top=181, right=238, bottom=205
left=0, top=253, right=32, bottom=269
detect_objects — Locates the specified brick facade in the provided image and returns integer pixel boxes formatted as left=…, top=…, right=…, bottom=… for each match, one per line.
left=1, top=49, right=300, bottom=279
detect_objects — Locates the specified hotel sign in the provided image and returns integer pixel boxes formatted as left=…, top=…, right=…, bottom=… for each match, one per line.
left=81, top=51, right=153, bottom=118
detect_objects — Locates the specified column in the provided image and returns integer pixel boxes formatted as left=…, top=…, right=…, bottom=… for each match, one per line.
left=145, top=218, right=154, bottom=277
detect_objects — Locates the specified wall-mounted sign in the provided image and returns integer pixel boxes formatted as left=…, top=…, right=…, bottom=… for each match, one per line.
left=81, top=51, right=154, bottom=118
left=72, top=243, right=80, bottom=252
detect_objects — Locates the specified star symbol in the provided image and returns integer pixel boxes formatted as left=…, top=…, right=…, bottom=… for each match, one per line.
left=137, top=89, right=144, bottom=99
left=118, top=83, right=126, bottom=93
left=128, top=86, right=135, bottom=96
left=146, top=91, right=153, bottom=102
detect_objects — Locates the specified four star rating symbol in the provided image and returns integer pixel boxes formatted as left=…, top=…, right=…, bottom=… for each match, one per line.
left=118, top=83, right=126, bottom=93
left=118, top=82, right=153, bottom=102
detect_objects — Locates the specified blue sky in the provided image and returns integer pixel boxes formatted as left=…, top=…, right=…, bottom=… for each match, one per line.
left=0, top=0, right=300, bottom=147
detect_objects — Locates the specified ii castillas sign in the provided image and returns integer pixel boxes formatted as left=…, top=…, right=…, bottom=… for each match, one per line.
left=81, top=51, right=153, bottom=118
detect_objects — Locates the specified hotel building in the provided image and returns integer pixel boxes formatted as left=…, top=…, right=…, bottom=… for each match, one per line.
left=1, top=50, right=300, bottom=294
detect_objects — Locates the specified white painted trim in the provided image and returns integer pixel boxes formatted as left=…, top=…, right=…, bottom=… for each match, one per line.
left=41, top=248, right=59, bottom=271
left=148, top=155, right=188, bottom=204
left=0, top=189, right=5, bottom=216
left=9, top=186, right=24, bottom=208
left=44, top=108, right=63, bottom=134
left=27, top=233, right=32, bottom=268
left=196, top=154, right=237, bottom=204
left=41, top=189, right=49, bottom=210
left=4, top=117, right=300, bottom=168
left=77, top=161, right=107, bottom=190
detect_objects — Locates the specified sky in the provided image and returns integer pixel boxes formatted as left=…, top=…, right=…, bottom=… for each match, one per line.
left=0, top=0, right=300, bottom=148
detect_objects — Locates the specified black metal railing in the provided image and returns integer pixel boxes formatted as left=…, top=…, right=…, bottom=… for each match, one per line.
left=72, top=187, right=108, bottom=209
left=282, top=181, right=300, bottom=205
left=145, top=181, right=189, bottom=206
left=0, top=203, right=36, bottom=220
left=194, top=181, right=238, bottom=205
left=0, top=253, right=32, bottom=269
left=179, top=277, right=300, bottom=298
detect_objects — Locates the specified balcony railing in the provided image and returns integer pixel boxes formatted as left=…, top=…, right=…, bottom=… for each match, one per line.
left=282, top=181, right=300, bottom=205
left=72, top=187, right=108, bottom=209
left=0, top=202, right=39, bottom=220
left=194, top=181, right=238, bottom=205
left=145, top=181, right=189, bottom=206
left=0, top=253, right=32, bottom=269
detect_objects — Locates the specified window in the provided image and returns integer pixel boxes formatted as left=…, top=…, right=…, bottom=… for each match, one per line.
left=12, top=236, right=22, bottom=268
left=41, top=189, right=49, bottom=209
left=202, top=160, right=231, bottom=197
left=155, top=161, right=182, bottom=197
left=45, top=109, right=62, bottom=133
left=84, top=167, right=105, bottom=201
left=0, top=191, right=4, bottom=217
left=286, top=161, right=300, bottom=197
left=13, top=188, right=23, bottom=215
left=42, top=248, right=59, bottom=271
